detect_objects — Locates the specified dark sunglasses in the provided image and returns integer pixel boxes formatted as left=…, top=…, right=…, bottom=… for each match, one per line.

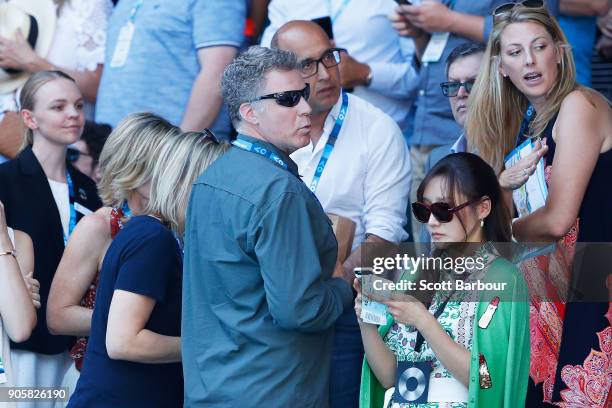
left=252, top=84, right=310, bottom=108
left=67, top=147, right=91, bottom=163
left=493, top=0, right=544, bottom=20
left=200, top=128, right=220, bottom=143
left=440, top=79, right=475, bottom=97
left=299, top=48, right=345, bottom=78
left=411, top=198, right=480, bottom=224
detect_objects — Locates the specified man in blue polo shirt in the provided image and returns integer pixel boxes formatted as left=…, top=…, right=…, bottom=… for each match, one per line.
left=95, top=0, right=245, bottom=139
left=182, top=46, right=354, bottom=407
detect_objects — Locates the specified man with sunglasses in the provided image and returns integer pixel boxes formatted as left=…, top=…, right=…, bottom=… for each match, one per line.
left=182, top=46, right=354, bottom=408
left=272, top=21, right=411, bottom=407
left=426, top=42, right=485, bottom=172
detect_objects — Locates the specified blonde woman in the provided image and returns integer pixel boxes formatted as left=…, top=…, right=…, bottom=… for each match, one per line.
left=67, top=130, right=228, bottom=408
left=46, top=112, right=181, bottom=392
left=0, top=70, right=102, bottom=400
left=466, top=2, right=612, bottom=406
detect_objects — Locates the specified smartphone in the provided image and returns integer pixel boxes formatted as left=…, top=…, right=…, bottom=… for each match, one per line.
left=395, top=0, right=412, bottom=5
left=353, top=267, right=374, bottom=281
left=311, top=16, right=334, bottom=40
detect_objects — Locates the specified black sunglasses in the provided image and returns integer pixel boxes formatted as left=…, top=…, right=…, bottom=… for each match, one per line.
left=493, top=0, right=544, bottom=20
left=252, top=84, right=310, bottom=108
left=299, top=48, right=345, bottom=79
left=412, top=198, right=480, bottom=224
left=67, top=147, right=91, bottom=163
left=440, top=79, right=475, bottom=97
left=200, top=128, right=220, bottom=143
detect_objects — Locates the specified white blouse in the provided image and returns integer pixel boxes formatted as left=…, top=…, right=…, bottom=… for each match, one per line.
left=47, top=0, right=112, bottom=72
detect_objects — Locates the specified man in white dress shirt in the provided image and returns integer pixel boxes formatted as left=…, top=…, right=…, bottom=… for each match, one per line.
left=262, top=0, right=420, bottom=132
left=272, top=21, right=411, bottom=407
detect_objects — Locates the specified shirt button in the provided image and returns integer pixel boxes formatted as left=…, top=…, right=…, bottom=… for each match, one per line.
left=471, top=376, right=476, bottom=382
left=419, top=90, right=425, bottom=96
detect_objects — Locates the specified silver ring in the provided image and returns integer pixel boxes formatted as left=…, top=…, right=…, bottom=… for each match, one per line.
left=522, top=168, right=528, bottom=176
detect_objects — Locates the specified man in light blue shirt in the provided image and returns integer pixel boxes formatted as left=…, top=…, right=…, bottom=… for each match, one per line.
left=95, top=0, right=245, bottom=139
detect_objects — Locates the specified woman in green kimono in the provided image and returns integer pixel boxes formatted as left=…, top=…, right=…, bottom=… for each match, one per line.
left=356, top=153, right=529, bottom=408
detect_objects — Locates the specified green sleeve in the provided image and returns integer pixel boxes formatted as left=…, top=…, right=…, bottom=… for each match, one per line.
left=468, top=258, right=530, bottom=408
left=359, top=314, right=394, bottom=408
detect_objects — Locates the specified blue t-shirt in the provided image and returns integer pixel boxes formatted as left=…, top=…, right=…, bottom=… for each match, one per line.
left=68, top=216, right=183, bottom=408
left=95, top=0, right=246, bottom=139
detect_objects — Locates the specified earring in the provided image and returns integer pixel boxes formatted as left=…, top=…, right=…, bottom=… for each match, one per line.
left=480, top=219, right=484, bottom=227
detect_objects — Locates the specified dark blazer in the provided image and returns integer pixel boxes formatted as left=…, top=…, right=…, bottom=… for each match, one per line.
left=0, top=146, right=102, bottom=354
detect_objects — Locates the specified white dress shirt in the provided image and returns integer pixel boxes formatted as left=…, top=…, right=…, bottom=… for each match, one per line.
left=261, top=0, right=419, bottom=130
left=291, top=92, right=411, bottom=249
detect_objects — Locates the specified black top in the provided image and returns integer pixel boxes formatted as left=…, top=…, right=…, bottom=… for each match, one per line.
left=68, top=216, right=183, bottom=407
left=541, top=114, right=612, bottom=242
left=0, top=146, right=102, bottom=354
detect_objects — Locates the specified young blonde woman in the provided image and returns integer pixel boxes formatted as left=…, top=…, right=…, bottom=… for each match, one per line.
left=466, top=2, right=612, bottom=406
left=46, top=113, right=181, bottom=391
left=0, top=70, right=102, bottom=400
left=67, top=131, right=228, bottom=407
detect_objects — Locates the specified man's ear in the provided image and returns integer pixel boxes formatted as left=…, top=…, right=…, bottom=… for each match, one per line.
left=477, top=196, right=492, bottom=221
left=239, top=102, right=259, bottom=126
left=21, top=110, right=37, bottom=130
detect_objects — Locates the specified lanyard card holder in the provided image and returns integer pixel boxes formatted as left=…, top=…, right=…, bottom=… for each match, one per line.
left=393, top=360, right=433, bottom=404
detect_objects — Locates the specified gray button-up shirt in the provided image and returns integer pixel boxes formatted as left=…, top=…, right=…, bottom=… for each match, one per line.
left=182, top=134, right=353, bottom=407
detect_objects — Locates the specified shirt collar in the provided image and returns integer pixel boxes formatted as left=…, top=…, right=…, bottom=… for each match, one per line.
left=235, top=133, right=300, bottom=175
left=323, top=92, right=344, bottom=134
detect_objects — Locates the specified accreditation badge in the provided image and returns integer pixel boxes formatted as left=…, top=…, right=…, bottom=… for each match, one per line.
left=393, top=361, right=433, bottom=404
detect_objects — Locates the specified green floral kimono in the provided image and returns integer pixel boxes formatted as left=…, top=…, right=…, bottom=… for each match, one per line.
left=359, top=256, right=530, bottom=408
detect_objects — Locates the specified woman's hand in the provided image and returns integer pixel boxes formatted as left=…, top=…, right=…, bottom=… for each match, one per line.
left=384, top=296, right=430, bottom=329
left=24, top=271, right=41, bottom=309
left=0, top=31, right=43, bottom=72
left=499, top=139, right=548, bottom=190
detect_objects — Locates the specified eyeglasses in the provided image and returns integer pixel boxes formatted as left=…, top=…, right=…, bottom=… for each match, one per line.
left=67, top=147, right=91, bottom=163
left=252, top=84, right=310, bottom=108
left=299, top=48, right=345, bottom=78
left=411, top=198, right=479, bottom=224
left=493, top=0, right=544, bottom=21
left=440, top=79, right=475, bottom=97
left=200, top=128, right=220, bottom=143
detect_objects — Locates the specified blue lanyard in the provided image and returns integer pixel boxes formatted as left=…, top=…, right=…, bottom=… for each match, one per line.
left=515, top=104, right=535, bottom=147
left=309, top=92, right=349, bottom=193
left=129, top=0, right=143, bottom=23
left=327, top=0, right=351, bottom=23
left=64, top=171, right=77, bottom=246
left=231, top=137, right=298, bottom=177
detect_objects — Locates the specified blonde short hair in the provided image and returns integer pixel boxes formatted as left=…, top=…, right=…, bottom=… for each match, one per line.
left=97, top=112, right=181, bottom=207
left=147, top=131, right=229, bottom=234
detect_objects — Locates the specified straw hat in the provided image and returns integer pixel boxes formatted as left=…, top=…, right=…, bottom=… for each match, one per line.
left=0, top=0, right=57, bottom=94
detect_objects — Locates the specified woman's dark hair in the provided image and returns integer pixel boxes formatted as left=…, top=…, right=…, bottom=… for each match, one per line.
left=417, top=152, right=511, bottom=243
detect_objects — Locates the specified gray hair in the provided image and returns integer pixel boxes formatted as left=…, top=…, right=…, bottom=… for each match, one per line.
left=221, top=46, right=297, bottom=128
